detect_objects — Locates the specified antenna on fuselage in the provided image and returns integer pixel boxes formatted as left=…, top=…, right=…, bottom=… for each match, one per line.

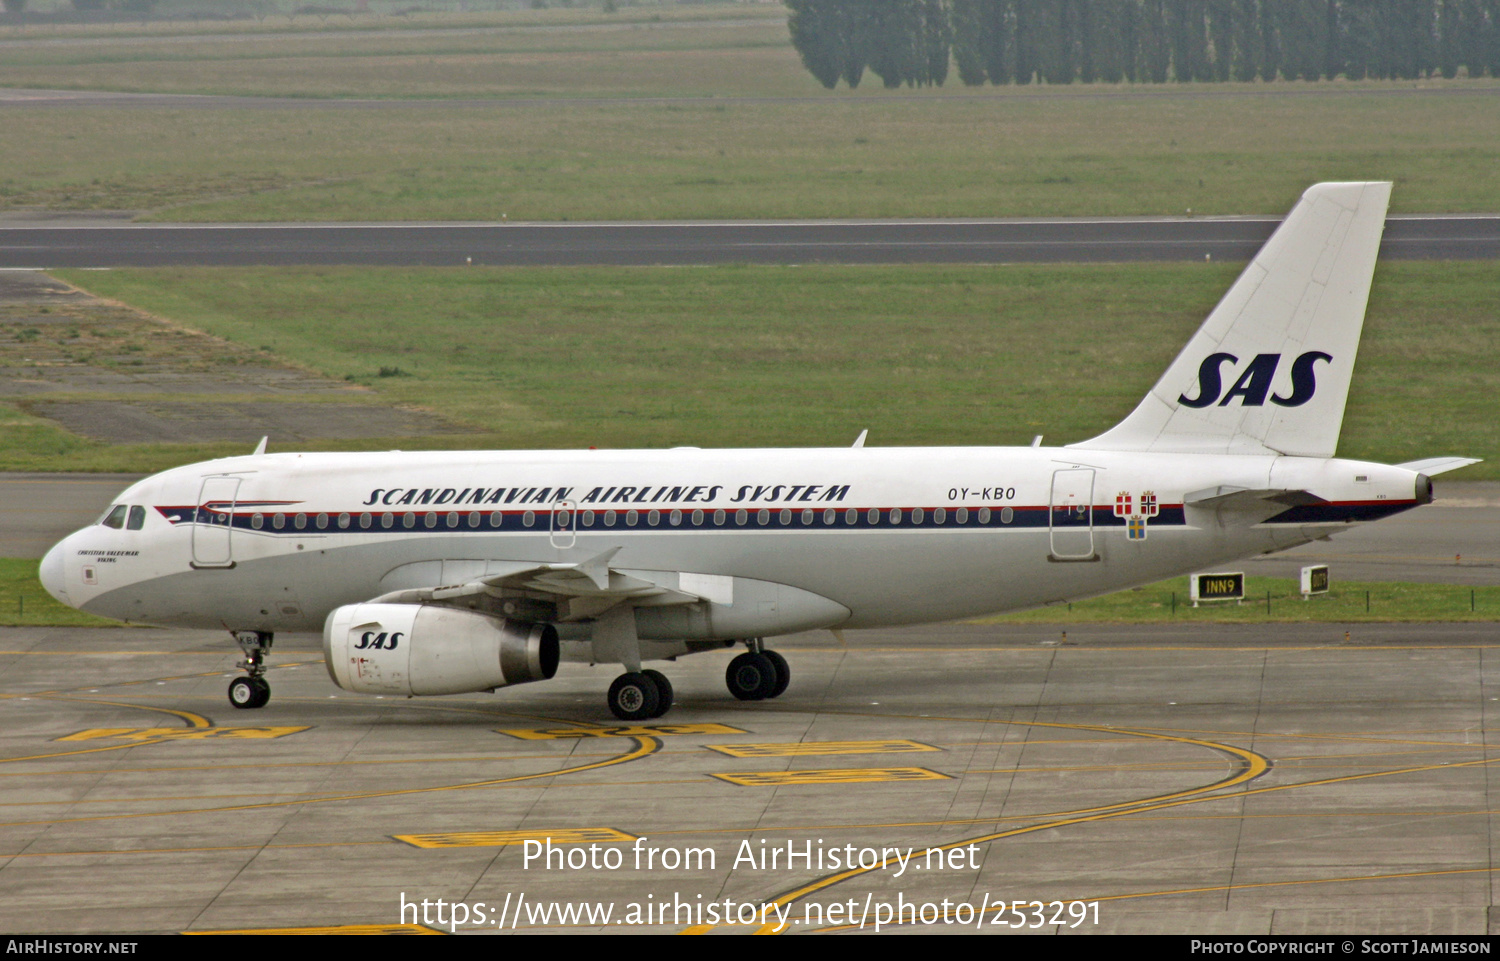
left=1031, top=435, right=1043, bottom=447
left=851, top=429, right=868, bottom=449
left=252, top=436, right=268, bottom=456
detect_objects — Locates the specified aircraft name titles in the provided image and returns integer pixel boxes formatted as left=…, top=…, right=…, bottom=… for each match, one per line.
left=360, top=483, right=853, bottom=508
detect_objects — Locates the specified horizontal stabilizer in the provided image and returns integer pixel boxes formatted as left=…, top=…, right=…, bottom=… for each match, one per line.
left=1395, top=457, right=1483, bottom=476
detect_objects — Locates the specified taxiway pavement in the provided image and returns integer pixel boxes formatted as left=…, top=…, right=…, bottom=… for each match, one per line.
left=1, top=620, right=1497, bottom=934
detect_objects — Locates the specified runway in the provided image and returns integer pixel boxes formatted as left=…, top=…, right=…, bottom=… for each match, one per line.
left=2, top=620, right=1497, bottom=935
left=1, top=214, right=1497, bottom=268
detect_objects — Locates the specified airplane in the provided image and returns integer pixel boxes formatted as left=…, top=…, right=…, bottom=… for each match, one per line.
left=38, top=182, right=1479, bottom=721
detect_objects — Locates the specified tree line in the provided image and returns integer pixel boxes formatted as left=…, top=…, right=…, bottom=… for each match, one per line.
left=786, top=0, right=1500, bottom=88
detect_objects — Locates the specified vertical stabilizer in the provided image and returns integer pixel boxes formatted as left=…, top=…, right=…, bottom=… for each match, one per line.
left=1073, top=182, right=1391, bottom=457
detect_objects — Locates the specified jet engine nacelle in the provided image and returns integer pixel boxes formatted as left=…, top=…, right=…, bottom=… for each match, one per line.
left=323, top=603, right=559, bottom=696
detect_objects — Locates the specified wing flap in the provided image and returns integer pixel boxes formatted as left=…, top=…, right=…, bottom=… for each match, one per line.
left=367, top=553, right=709, bottom=623
left=1183, top=486, right=1329, bottom=510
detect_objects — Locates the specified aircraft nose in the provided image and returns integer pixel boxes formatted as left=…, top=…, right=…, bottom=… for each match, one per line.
left=39, top=540, right=70, bottom=607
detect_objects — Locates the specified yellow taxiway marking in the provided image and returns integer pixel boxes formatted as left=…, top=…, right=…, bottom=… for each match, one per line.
left=40, top=694, right=212, bottom=728
left=1091, top=865, right=1500, bottom=906
left=1, top=840, right=391, bottom=859
left=1123, top=724, right=1490, bottom=748
left=737, top=745, right=1500, bottom=934
left=57, top=726, right=309, bottom=742
left=812, top=864, right=1500, bottom=933
left=184, top=924, right=439, bottom=936
left=501, top=723, right=745, bottom=740
left=396, top=827, right=637, bottom=849
left=0, top=748, right=708, bottom=778
left=707, top=740, right=939, bottom=758
left=712, top=767, right=950, bottom=787
left=11, top=805, right=1500, bottom=863
left=0, top=695, right=216, bottom=765
left=686, top=715, right=1270, bottom=935
left=0, top=651, right=234, bottom=656
left=0, top=732, right=663, bottom=829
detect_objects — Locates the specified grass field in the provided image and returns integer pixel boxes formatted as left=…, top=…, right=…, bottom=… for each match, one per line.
left=1, top=5, right=1498, bottom=221
left=14, top=260, right=1489, bottom=478
left=1, top=555, right=1493, bottom=629
left=1, top=6, right=1494, bottom=478
left=0, top=558, right=116, bottom=626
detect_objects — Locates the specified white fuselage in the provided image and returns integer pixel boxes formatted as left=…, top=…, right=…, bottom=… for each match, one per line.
left=41, top=445, right=1425, bottom=640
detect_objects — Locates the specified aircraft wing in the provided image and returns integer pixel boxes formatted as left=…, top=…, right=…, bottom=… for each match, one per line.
left=1183, top=486, right=1329, bottom=510
left=1182, top=486, right=1329, bottom=525
left=366, top=547, right=703, bottom=622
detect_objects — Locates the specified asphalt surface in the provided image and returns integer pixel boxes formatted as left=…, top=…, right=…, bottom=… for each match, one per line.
left=3, top=620, right=1499, bottom=935
left=1, top=214, right=1497, bottom=268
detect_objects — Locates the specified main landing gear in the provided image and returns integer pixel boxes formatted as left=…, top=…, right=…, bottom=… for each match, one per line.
left=607, top=669, right=673, bottom=722
left=229, top=630, right=273, bottom=709
left=603, top=640, right=789, bottom=720
left=725, top=640, right=790, bottom=702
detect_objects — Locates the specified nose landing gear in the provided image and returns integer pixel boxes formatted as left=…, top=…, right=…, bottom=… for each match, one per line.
left=229, top=631, right=273, bottom=709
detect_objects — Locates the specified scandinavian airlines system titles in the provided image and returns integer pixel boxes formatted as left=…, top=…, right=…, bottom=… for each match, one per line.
left=361, top=483, right=853, bottom=508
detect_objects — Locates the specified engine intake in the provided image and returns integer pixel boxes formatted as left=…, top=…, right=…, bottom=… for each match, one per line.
left=324, top=603, right=558, bottom=696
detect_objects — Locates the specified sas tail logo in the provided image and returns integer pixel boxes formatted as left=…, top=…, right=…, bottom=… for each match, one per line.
left=1178, top=351, right=1332, bottom=409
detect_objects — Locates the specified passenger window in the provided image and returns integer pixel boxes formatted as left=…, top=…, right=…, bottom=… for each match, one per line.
left=101, top=505, right=127, bottom=529
left=127, top=506, right=146, bottom=530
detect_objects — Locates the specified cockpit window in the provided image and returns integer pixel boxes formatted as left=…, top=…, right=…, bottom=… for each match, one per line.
left=127, top=506, right=146, bottom=531
left=101, top=505, right=127, bottom=529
